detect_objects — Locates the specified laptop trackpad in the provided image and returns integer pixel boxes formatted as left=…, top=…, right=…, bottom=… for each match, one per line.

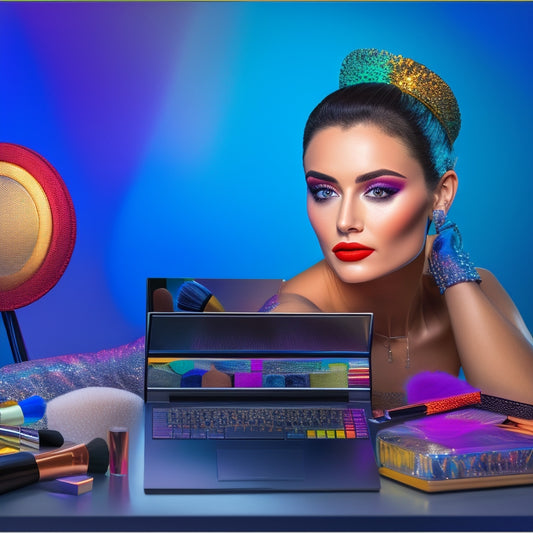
left=217, top=446, right=305, bottom=481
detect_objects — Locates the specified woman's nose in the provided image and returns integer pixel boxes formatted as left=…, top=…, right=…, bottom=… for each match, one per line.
left=337, top=196, right=364, bottom=234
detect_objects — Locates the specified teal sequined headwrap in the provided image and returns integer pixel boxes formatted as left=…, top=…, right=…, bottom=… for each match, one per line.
left=339, top=49, right=461, bottom=145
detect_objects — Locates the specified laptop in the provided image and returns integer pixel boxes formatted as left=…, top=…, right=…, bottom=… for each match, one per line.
left=143, top=278, right=380, bottom=492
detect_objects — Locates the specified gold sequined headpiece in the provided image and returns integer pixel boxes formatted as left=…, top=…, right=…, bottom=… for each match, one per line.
left=339, top=49, right=461, bottom=144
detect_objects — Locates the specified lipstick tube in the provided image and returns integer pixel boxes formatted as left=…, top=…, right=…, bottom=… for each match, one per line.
left=108, top=427, right=129, bottom=476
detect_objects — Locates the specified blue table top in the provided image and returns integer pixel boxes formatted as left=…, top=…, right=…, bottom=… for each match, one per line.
left=2, top=412, right=533, bottom=532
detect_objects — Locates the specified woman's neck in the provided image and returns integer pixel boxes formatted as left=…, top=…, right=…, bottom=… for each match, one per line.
left=327, top=250, right=427, bottom=337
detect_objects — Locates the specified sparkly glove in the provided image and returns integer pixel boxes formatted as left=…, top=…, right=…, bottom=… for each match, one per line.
left=429, top=210, right=481, bottom=294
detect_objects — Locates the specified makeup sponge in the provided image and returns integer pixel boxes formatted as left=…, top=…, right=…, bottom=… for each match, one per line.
left=46, top=387, right=143, bottom=444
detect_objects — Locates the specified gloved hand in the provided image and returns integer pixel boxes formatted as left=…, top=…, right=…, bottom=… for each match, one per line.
left=429, top=209, right=481, bottom=294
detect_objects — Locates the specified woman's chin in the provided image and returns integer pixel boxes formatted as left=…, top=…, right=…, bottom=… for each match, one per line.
left=326, top=254, right=422, bottom=285
left=327, top=261, right=382, bottom=285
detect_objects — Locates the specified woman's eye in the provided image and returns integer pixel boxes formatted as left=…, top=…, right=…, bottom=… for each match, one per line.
left=364, top=185, right=400, bottom=200
left=309, top=185, right=339, bottom=202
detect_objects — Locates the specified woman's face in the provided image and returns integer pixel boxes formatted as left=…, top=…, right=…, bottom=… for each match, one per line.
left=304, top=123, right=433, bottom=284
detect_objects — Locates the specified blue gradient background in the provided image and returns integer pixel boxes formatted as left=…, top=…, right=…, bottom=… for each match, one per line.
left=1, top=2, right=531, bottom=360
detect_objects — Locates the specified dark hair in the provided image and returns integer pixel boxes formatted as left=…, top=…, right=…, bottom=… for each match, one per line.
left=303, top=84, right=455, bottom=189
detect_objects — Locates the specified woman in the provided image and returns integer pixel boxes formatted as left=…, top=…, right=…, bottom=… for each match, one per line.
left=269, top=49, right=533, bottom=411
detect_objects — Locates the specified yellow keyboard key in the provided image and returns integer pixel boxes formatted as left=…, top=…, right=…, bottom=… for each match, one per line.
left=316, top=430, right=326, bottom=439
left=326, top=430, right=336, bottom=439
left=307, top=430, right=316, bottom=439
left=336, top=430, right=346, bottom=439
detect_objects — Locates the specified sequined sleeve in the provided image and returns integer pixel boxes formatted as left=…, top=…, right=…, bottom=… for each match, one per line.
left=258, top=294, right=280, bottom=312
left=0, top=337, right=145, bottom=403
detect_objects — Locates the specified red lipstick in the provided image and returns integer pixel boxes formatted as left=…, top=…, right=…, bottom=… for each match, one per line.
left=332, top=242, right=374, bottom=262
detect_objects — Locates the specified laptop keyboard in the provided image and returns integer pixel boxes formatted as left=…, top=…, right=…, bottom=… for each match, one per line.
left=152, top=406, right=369, bottom=440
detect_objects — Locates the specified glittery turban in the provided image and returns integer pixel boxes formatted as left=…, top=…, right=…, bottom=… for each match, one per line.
left=339, top=49, right=461, bottom=144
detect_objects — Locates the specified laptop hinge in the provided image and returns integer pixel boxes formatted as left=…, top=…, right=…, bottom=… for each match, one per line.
left=166, top=390, right=350, bottom=403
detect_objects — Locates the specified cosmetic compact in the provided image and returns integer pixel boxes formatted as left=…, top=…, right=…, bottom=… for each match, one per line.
left=376, top=408, right=533, bottom=492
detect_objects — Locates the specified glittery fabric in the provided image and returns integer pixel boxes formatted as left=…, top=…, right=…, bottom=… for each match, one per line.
left=0, top=336, right=145, bottom=404
left=429, top=210, right=481, bottom=294
left=258, top=294, right=280, bottom=312
left=339, top=49, right=461, bottom=144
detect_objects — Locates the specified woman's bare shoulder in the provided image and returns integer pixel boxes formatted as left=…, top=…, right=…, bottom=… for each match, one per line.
left=274, top=261, right=331, bottom=312
left=476, top=267, right=499, bottom=284
left=476, top=267, right=515, bottom=298
left=476, top=267, right=522, bottom=308
left=464, top=267, right=532, bottom=341
left=281, top=261, right=326, bottom=293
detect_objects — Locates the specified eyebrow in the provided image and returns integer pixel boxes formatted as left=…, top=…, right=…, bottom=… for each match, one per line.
left=305, top=169, right=407, bottom=184
left=305, top=171, right=337, bottom=183
left=356, top=169, right=407, bottom=183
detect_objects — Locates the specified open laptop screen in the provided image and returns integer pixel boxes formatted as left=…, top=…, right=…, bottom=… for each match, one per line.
left=146, top=312, right=373, bottom=395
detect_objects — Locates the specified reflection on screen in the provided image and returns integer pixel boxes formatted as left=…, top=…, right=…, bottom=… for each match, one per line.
left=147, top=357, right=370, bottom=390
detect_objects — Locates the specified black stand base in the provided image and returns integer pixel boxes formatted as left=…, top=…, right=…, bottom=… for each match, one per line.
left=1, top=310, right=29, bottom=364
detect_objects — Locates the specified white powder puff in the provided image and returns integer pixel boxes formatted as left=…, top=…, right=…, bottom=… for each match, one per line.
left=46, top=387, right=143, bottom=444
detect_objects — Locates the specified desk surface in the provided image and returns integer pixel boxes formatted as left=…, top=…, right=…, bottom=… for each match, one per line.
left=2, top=415, right=533, bottom=532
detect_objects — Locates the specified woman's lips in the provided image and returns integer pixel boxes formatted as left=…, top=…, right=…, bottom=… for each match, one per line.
left=332, top=242, right=375, bottom=262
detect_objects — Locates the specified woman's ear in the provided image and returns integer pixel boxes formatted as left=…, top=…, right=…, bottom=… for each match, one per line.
left=431, top=170, right=458, bottom=214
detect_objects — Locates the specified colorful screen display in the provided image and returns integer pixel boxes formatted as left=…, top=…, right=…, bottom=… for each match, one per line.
left=147, top=357, right=370, bottom=390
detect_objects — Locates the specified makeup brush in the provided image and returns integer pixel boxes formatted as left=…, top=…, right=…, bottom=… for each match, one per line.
left=0, top=396, right=46, bottom=426
left=176, top=281, right=225, bottom=312
left=0, top=437, right=109, bottom=494
left=406, top=371, right=533, bottom=420
left=0, top=425, right=64, bottom=453
left=370, top=371, right=481, bottom=423
left=371, top=392, right=533, bottom=423
left=370, top=390, right=482, bottom=423
left=371, top=371, right=533, bottom=424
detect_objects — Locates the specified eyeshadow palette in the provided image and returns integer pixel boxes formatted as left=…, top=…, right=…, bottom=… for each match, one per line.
left=147, top=357, right=370, bottom=390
